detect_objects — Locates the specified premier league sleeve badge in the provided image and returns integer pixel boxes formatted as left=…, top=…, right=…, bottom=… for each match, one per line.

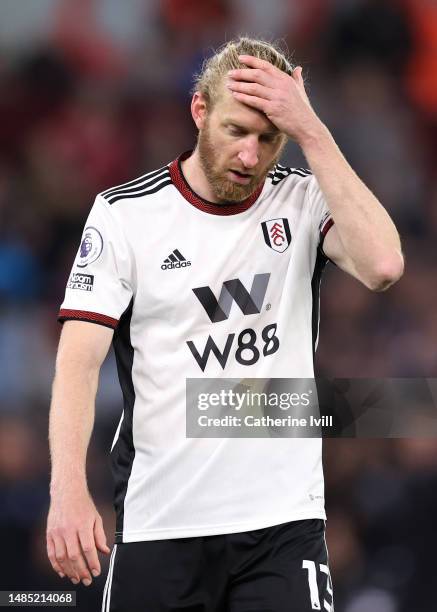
left=77, top=226, right=104, bottom=268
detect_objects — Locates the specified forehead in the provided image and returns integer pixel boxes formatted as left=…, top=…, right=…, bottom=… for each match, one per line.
left=209, top=85, right=279, bottom=134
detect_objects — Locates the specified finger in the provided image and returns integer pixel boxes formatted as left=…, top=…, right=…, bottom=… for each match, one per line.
left=229, top=91, right=268, bottom=113
left=227, top=80, right=274, bottom=100
left=293, top=66, right=305, bottom=88
left=94, top=515, right=111, bottom=555
left=51, top=532, right=78, bottom=581
left=78, top=528, right=101, bottom=578
left=227, top=68, right=271, bottom=86
left=65, top=532, right=93, bottom=586
left=298, top=66, right=312, bottom=108
left=291, top=67, right=311, bottom=104
left=47, top=534, right=65, bottom=578
left=238, top=54, right=276, bottom=74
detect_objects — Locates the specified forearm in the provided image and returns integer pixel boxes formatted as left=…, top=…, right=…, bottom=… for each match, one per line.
left=300, top=123, right=403, bottom=278
left=49, top=362, right=99, bottom=496
left=227, top=58, right=403, bottom=285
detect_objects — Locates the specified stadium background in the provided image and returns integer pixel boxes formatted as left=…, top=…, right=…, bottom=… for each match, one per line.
left=0, top=1, right=436, bottom=610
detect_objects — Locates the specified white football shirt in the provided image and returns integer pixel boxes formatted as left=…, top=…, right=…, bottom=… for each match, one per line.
left=59, top=151, right=334, bottom=543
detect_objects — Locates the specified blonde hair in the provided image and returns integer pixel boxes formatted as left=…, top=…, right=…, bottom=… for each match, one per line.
left=192, top=36, right=294, bottom=108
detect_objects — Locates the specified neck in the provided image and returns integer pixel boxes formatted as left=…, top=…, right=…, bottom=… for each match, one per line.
left=180, top=148, right=220, bottom=203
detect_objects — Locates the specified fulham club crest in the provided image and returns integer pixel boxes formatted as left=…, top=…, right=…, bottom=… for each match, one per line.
left=261, top=218, right=291, bottom=253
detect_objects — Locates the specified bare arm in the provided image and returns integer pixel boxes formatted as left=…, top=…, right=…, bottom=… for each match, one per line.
left=47, top=320, right=113, bottom=586
left=301, top=126, right=404, bottom=291
left=227, top=57, right=404, bottom=291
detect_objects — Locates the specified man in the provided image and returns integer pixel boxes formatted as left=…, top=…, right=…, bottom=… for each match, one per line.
left=47, top=38, right=403, bottom=611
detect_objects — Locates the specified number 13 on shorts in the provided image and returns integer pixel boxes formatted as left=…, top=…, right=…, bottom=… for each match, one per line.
left=302, top=559, right=334, bottom=611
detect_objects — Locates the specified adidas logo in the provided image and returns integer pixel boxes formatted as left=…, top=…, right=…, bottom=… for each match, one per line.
left=161, top=249, right=192, bottom=270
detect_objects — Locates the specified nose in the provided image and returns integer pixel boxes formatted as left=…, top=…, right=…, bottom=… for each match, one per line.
left=238, top=137, right=259, bottom=169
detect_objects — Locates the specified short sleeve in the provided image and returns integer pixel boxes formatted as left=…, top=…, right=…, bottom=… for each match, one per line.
left=58, top=195, right=133, bottom=329
left=306, top=175, right=334, bottom=250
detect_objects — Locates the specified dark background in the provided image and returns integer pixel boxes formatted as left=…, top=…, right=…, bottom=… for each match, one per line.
left=0, top=1, right=436, bottom=610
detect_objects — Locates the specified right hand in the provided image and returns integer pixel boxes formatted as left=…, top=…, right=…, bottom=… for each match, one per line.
left=46, top=487, right=111, bottom=586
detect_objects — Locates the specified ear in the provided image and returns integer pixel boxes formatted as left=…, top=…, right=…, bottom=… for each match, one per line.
left=191, top=92, right=208, bottom=130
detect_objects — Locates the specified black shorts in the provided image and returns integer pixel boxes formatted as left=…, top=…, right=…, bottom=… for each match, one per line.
left=102, top=519, right=334, bottom=612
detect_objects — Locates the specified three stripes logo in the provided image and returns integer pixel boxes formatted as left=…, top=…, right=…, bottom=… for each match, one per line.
left=268, top=164, right=312, bottom=186
left=161, top=249, right=191, bottom=270
left=101, top=165, right=172, bottom=205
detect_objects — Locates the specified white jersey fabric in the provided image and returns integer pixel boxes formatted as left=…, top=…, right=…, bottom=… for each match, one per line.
left=59, top=151, right=334, bottom=543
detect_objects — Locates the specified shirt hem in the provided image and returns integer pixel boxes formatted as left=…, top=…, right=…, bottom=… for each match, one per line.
left=115, top=508, right=327, bottom=543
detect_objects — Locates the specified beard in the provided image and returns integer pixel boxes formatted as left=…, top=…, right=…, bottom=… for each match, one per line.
left=197, top=121, right=283, bottom=203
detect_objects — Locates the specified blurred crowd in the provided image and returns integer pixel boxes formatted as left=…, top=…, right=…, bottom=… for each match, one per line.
left=0, top=1, right=436, bottom=610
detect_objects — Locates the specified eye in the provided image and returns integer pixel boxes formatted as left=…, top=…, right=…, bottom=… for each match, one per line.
left=260, top=134, right=277, bottom=144
left=228, top=126, right=244, bottom=137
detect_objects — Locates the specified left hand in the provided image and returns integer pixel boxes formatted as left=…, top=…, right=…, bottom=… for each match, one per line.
left=226, top=54, right=324, bottom=144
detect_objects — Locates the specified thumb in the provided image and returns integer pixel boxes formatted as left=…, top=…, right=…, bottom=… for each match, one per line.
left=293, top=66, right=303, bottom=84
left=94, top=515, right=111, bottom=555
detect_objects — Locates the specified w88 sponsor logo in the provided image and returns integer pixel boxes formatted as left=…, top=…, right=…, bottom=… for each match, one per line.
left=187, top=323, right=279, bottom=371
left=186, top=273, right=280, bottom=371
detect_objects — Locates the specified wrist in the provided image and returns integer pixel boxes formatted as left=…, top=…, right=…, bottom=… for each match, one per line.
left=297, top=121, right=331, bottom=152
left=50, top=474, right=88, bottom=498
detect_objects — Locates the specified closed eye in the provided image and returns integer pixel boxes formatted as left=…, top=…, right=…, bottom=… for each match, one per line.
left=228, top=126, right=246, bottom=137
left=226, top=124, right=279, bottom=142
left=260, top=134, right=277, bottom=143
